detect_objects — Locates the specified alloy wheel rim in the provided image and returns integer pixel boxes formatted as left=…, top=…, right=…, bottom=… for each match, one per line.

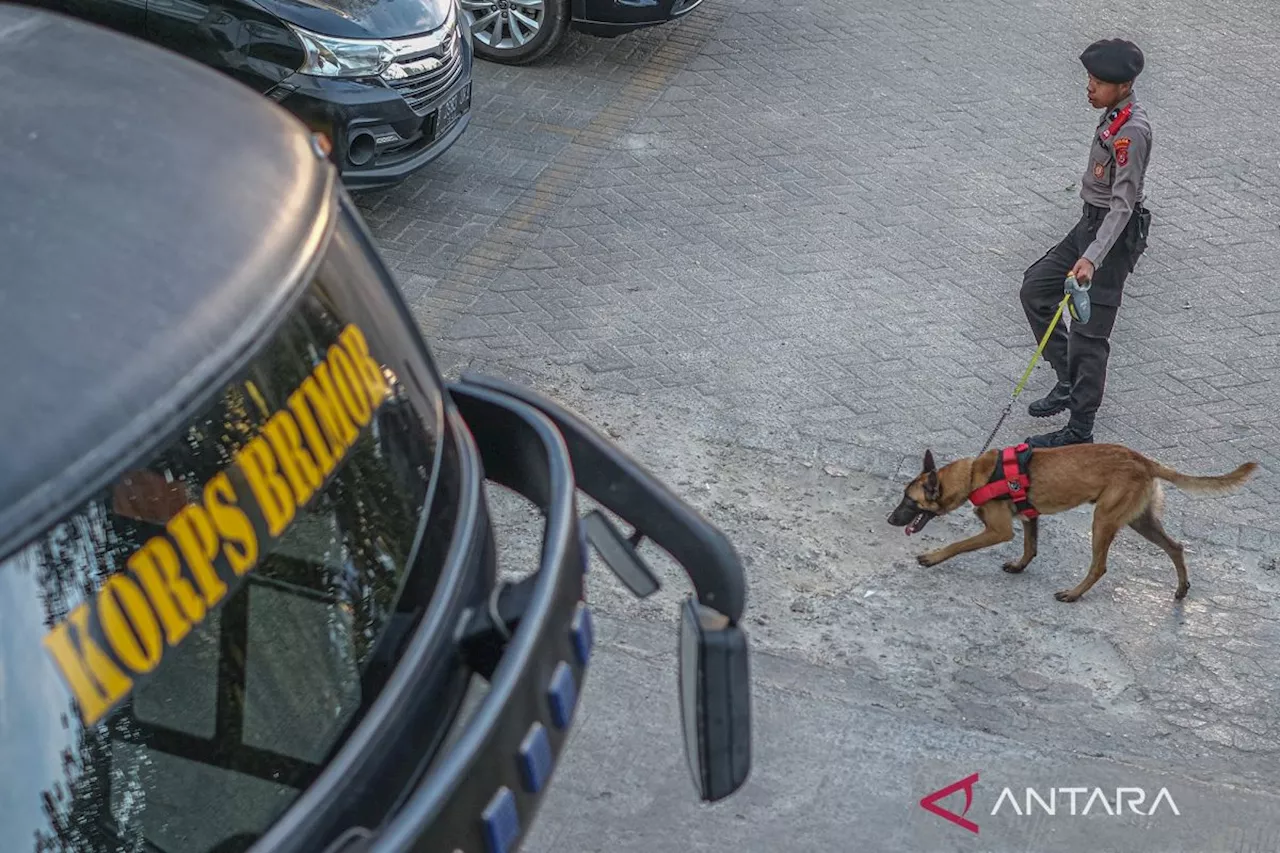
left=460, top=0, right=545, bottom=50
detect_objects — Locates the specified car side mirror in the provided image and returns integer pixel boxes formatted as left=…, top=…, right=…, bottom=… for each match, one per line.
left=678, top=597, right=751, bottom=802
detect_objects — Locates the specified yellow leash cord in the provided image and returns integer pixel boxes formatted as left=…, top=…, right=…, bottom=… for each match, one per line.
left=977, top=293, right=1071, bottom=455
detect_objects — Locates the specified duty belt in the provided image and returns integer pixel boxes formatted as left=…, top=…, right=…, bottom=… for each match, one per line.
left=1083, top=201, right=1145, bottom=221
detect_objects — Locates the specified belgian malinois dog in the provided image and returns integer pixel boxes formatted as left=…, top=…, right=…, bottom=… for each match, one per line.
left=886, top=444, right=1258, bottom=602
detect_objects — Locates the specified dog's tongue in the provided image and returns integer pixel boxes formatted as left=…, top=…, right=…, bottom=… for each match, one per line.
left=905, top=513, right=925, bottom=536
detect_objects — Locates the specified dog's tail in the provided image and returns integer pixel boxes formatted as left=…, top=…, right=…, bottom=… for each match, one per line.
left=1152, top=460, right=1259, bottom=494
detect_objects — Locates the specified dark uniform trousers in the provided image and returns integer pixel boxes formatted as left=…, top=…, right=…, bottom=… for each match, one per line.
left=1019, top=202, right=1142, bottom=422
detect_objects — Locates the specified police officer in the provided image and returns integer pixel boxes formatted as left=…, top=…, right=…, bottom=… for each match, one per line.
left=1021, top=38, right=1152, bottom=448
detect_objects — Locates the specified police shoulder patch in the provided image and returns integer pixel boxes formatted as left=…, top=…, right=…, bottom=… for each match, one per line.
left=1115, top=137, right=1131, bottom=167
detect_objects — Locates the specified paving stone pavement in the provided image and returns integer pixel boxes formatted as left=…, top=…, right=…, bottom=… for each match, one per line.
left=356, top=0, right=1280, bottom=553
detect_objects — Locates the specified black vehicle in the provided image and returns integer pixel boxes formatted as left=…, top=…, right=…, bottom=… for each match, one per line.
left=20, top=0, right=474, bottom=189
left=1, top=5, right=750, bottom=853
left=461, top=0, right=704, bottom=65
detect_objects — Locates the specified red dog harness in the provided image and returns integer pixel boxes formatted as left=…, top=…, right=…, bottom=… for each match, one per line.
left=968, top=443, right=1039, bottom=520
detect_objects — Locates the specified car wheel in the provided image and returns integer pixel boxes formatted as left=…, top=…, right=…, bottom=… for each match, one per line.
left=460, top=0, right=569, bottom=65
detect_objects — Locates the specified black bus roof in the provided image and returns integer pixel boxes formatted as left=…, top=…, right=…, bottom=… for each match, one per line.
left=0, top=2, right=336, bottom=557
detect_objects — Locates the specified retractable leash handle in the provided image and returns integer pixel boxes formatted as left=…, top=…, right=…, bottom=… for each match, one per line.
left=1065, top=272, right=1092, bottom=324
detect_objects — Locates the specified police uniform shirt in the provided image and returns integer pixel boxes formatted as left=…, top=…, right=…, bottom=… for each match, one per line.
left=1079, top=93, right=1152, bottom=268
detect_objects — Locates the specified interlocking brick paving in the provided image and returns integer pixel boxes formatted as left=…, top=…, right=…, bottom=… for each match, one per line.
left=359, top=0, right=1280, bottom=552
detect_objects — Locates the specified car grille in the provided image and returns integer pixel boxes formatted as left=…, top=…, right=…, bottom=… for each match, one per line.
left=383, top=25, right=465, bottom=115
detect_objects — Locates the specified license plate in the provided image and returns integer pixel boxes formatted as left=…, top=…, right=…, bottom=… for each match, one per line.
left=436, top=84, right=469, bottom=137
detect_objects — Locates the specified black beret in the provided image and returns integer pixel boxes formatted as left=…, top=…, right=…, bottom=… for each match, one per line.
left=1080, top=38, right=1144, bottom=83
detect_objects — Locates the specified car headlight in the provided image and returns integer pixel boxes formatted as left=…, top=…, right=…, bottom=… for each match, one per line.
left=288, top=26, right=395, bottom=78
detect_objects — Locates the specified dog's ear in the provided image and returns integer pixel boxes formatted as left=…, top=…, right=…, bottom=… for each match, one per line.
left=924, top=469, right=941, bottom=502
left=923, top=449, right=936, bottom=473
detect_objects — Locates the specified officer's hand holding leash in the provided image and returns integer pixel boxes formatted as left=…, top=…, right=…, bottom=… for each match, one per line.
left=1069, top=257, right=1095, bottom=284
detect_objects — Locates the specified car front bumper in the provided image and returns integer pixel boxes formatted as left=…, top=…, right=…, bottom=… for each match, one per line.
left=269, top=37, right=474, bottom=191
left=572, top=0, right=705, bottom=35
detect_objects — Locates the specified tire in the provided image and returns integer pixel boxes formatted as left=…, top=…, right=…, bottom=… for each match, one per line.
left=461, top=0, right=570, bottom=66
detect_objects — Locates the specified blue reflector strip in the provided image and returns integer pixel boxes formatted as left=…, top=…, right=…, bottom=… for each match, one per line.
left=482, top=787, right=520, bottom=853
left=548, top=661, right=578, bottom=729
left=571, top=605, right=594, bottom=666
left=518, top=723, right=553, bottom=793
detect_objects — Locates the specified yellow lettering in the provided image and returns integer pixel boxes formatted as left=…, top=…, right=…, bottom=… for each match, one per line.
left=43, top=605, right=133, bottom=725
left=127, top=537, right=202, bottom=646
left=328, top=344, right=371, bottom=427
left=339, top=324, right=390, bottom=407
left=205, top=473, right=258, bottom=576
left=96, top=575, right=163, bottom=675
left=41, top=327, right=396, bottom=727
left=263, top=410, right=323, bottom=506
left=288, top=385, right=336, bottom=478
left=307, top=364, right=359, bottom=454
left=235, top=435, right=295, bottom=537
left=166, top=505, right=229, bottom=608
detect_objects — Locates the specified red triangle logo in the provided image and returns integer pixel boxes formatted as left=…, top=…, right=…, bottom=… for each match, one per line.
left=920, top=772, right=980, bottom=834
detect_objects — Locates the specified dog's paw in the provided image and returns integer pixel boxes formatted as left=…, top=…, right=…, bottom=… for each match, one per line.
left=1175, top=581, right=1190, bottom=600
left=917, top=552, right=942, bottom=567
left=1054, top=589, right=1081, bottom=603
left=1002, top=560, right=1026, bottom=574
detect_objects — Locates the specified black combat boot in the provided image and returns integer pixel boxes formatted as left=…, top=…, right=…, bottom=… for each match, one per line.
left=1026, top=412, right=1095, bottom=448
left=1027, top=378, right=1072, bottom=418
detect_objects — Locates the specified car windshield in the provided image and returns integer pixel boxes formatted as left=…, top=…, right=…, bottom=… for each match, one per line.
left=0, top=216, right=448, bottom=853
